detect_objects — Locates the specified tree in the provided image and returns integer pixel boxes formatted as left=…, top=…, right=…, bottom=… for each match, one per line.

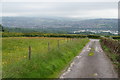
left=0, top=24, right=4, bottom=32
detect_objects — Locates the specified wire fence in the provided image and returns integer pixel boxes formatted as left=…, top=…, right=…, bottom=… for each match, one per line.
left=27, top=38, right=80, bottom=60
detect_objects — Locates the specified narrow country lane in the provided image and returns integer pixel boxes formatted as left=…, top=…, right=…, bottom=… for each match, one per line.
left=60, top=39, right=118, bottom=78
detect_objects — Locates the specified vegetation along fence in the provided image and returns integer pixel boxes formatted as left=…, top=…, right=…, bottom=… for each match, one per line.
left=27, top=38, right=77, bottom=60
left=101, top=37, right=120, bottom=77
left=101, top=37, right=120, bottom=54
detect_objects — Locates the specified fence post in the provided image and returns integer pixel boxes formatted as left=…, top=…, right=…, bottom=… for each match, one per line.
left=28, top=46, right=31, bottom=60
left=58, top=40, right=60, bottom=48
left=48, top=42, right=50, bottom=51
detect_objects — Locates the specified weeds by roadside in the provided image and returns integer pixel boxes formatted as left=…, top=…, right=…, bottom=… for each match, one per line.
left=100, top=41, right=120, bottom=77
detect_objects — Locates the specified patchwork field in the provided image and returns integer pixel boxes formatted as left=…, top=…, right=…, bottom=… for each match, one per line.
left=2, top=37, right=89, bottom=78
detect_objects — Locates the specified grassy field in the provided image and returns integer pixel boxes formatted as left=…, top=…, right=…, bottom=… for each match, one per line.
left=2, top=37, right=89, bottom=78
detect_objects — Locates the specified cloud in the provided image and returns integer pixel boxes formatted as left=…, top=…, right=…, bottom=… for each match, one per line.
left=1, top=0, right=119, bottom=2
left=1, top=2, right=118, bottom=18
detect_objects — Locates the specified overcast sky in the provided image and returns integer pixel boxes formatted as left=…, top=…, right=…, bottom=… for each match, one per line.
left=1, top=0, right=119, bottom=2
left=0, top=1, right=118, bottom=18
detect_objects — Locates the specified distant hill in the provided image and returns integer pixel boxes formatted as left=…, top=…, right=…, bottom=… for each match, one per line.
left=1, top=17, right=117, bottom=30
left=1, top=17, right=118, bottom=36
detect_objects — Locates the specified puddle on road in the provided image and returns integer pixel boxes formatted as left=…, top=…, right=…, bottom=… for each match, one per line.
left=88, top=52, right=94, bottom=56
left=88, top=48, right=95, bottom=56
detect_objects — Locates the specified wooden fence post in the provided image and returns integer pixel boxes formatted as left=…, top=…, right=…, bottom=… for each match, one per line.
left=58, top=40, right=60, bottom=48
left=48, top=42, right=50, bottom=51
left=28, top=46, right=31, bottom=60
left=70, top=38, right=71, bottom=41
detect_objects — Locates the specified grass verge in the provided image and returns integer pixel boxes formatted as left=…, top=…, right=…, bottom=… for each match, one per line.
left=100, top=41, right=120, bottom=76
left=2, top=37, right=89, bottom=78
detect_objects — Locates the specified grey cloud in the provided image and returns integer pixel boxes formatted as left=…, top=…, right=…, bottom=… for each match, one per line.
left=2, top=2, right=118, bottom=18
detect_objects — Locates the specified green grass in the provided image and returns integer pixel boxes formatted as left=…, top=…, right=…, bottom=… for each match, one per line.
left=102, top=45, right=119, bottom=62
left=2, top=37, right=89, bottom=78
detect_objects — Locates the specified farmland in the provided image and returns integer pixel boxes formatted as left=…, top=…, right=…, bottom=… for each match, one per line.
left=2, top=37, right=89, bottom=78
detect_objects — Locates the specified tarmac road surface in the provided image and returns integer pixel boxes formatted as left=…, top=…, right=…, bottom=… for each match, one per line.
left=60, top=39, right=118, bottom=78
